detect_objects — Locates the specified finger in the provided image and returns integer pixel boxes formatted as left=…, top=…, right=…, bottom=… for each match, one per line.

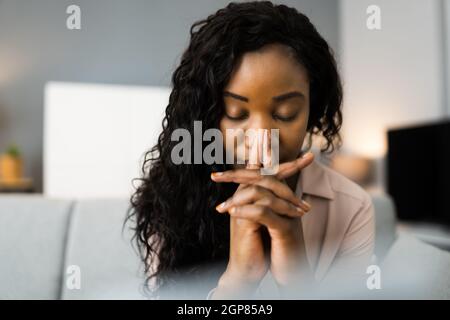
left=211, top=151, right=315, bottom=183
left=210, top=155, right=262, bottom=182
left=247, top=130, right=261, bottom=169
left=217, top=184, right=271, bottom=212
left=216, top=184, right=311, bottom=214
left=262, top=129, right=272, bottom=168
left=216, top=185, right=308, bottom=217
left=275, top=151, right=315, bottom=180
left=255, top=196, right=307, bottom=218
left=252, top=178, right=310, bottom=210
left=228, top=205, right=292, bottom=230
left=215, top=175, right=302, bottom=207
left=211, top=168, right=261, bottom=183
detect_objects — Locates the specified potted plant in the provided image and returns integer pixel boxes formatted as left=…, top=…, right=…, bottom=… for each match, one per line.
left=0, top=144, right=23, bottom=183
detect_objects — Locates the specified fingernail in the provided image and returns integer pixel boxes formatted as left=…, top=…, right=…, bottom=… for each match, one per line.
left=301, top=200, right=311, bottom=210
left=211, top=172, right=223, bottom=179
left=301, top=152, right=311, bottom=159
left=229, top=207, right=236, bottom=214
left=216, top=201, right=227, bottom=212
left=296, top=206, right=305, bottom=216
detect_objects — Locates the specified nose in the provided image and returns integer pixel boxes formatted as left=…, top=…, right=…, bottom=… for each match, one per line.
left=246, top=112, right=273, bottom=131
left=244, top=119, right=273, bottom=168
left=244, top=113, right=273, bottom=150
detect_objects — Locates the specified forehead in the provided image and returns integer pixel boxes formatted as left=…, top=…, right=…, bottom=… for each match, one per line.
left=225, top=43, right=309, bottom=96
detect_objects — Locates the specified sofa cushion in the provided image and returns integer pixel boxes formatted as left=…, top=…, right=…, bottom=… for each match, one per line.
left=371, top=193, right=397, bottom=261
left=0, top=193, right=399, bottom=299
left=0, top=195, right=73, bottom=299
left=61, top=198, right=146, bottom=299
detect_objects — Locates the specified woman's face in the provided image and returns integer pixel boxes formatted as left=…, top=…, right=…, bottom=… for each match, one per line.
left=220, top=43, right=310, bottom=168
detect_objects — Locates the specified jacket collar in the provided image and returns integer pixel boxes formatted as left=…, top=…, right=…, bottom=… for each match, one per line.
left=297, top=160, right=335, bottom=200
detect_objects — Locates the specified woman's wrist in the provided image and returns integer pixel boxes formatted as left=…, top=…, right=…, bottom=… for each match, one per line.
left=271, top=225, right=316, bottom=296
left=211, top=270, right=261, bottom=299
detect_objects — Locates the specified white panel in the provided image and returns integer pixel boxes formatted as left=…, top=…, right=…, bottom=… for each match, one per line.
left=44, top=82, right=170, bottom=198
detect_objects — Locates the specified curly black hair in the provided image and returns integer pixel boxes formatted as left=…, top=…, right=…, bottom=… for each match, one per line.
left=126, top=1, right=343, bottom=297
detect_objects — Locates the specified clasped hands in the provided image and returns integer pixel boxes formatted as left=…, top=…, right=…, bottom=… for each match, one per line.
left=210, top=151, right=315, bottom=299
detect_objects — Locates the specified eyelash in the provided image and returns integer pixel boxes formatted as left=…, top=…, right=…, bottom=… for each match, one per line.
left=225, top=113, right=298, bottom=122
left=273, top=114, right=298, bottom=122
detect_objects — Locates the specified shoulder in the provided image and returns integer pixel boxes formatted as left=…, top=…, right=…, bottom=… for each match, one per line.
left=316, top=161, right=373, bottom=213
left=314, top=161, right=375, bottom=250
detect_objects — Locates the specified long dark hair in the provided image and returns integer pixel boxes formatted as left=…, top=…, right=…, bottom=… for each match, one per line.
left=126, top=0, right=343, bottom=296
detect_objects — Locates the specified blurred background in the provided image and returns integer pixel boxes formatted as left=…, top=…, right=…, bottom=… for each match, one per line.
left=0, top=0, right=449, bottom=299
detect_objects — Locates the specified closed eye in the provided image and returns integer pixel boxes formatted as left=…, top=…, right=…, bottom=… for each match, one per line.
left=225, top=112, right=249, bottom=121
left=273, top=112, right=298, bottom=122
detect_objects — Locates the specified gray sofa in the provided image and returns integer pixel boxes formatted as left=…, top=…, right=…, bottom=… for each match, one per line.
left=0, top=193, right=448, bottom=299
left=0, top=195, right=146, bottom=300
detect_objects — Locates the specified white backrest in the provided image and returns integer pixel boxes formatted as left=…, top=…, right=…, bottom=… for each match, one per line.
left=44, top=82, right=170, bottom=198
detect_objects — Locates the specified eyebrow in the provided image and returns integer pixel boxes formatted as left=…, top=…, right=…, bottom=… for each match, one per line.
left=223, top=90, right=304, bottom=103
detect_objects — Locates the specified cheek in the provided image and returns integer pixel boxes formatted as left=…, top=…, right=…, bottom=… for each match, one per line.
left=219, top=118, right=247, bottom=168
left=219, top=118, right=237, bottom=152
left=279, top=116, right=309, bottom=158
left=219, top=119, right=227, bottom=146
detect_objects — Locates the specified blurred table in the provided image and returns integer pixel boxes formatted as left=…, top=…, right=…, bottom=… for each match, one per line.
left=0, top=178, right=34, bottom=193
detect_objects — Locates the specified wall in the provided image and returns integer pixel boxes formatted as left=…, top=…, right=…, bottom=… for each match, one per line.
left=339, top=0, right=447, bottom=189
left=0, top=0, right=339, bottom=192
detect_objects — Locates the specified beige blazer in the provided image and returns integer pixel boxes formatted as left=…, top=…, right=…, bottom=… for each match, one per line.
left=298, top=159, right=374, bottom=276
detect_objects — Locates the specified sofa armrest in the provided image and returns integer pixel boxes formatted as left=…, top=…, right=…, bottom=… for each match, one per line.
left=370, top=193, right=397, bottom=262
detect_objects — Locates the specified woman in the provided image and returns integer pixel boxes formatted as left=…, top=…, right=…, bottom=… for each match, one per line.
left=128, top=1, right=375, bottom=299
